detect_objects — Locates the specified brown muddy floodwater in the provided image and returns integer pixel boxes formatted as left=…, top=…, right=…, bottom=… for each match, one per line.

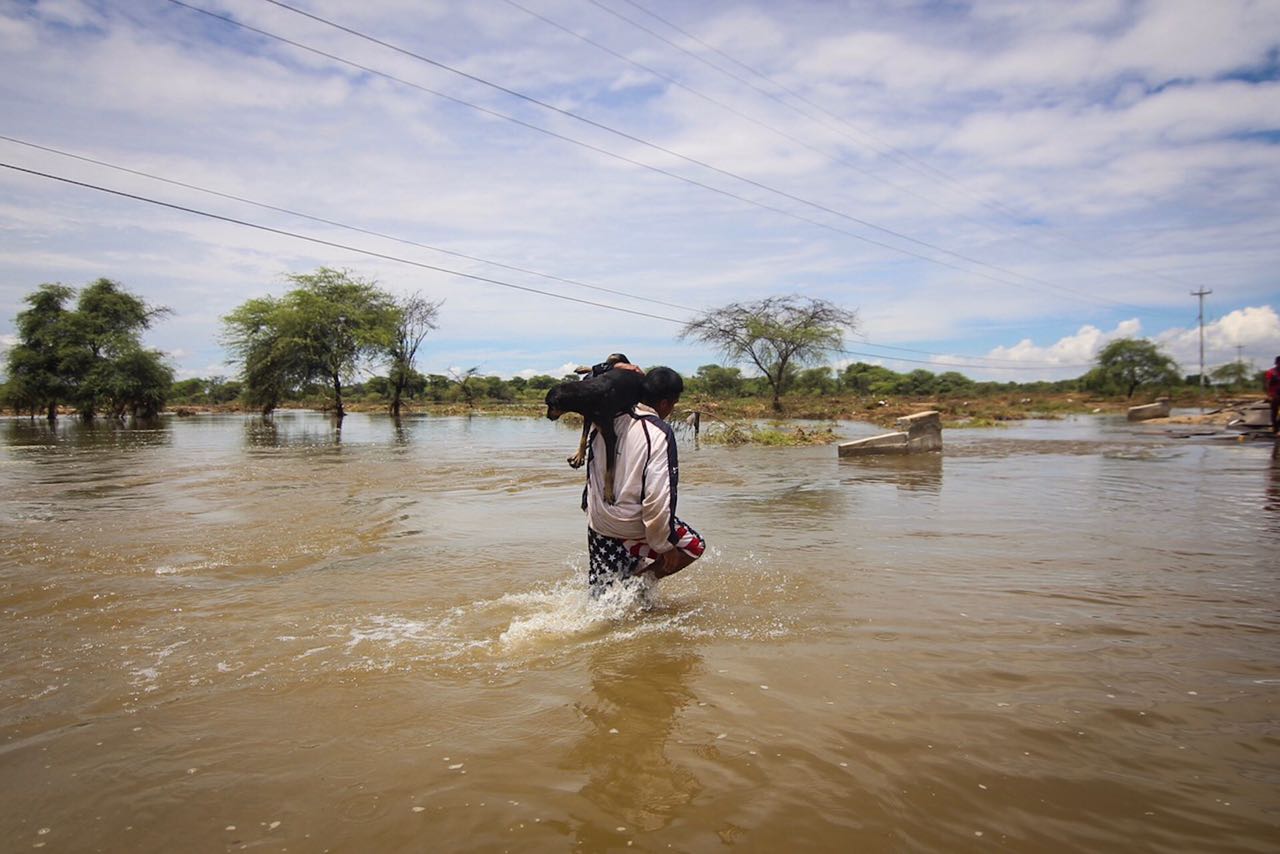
left=1, top=411, right=1277, bottom=853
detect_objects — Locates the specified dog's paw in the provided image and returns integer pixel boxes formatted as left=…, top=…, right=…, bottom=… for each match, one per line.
left=567, top=453, right=585, bottom=468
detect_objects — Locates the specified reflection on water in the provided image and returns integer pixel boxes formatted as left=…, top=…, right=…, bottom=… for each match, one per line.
left=1, top=412, right=1277, bottom=852
left=840, top=452, right=943, bottom=493
left=567, top=641, right=702, bottom=844
left=2, top=414, right=173, bottom=451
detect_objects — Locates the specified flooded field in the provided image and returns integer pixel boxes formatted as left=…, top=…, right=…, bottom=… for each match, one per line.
left=1, top=411, right=1277, bottom=852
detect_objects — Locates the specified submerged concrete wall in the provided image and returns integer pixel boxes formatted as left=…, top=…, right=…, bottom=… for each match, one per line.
left=1127, top=398, right=1171, bottom=421
left=839, top=410, right=941, bottom=457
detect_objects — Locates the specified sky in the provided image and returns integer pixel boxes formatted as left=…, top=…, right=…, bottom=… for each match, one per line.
left=1, top=0, right=1278, bottom=384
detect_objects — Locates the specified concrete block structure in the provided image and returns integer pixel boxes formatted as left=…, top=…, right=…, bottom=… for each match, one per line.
left=1126, top=398, right=1171, bottom=421
left=838, top=410, right=942, bottom=457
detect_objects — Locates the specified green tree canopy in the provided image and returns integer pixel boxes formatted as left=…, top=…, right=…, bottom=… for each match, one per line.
left=1209, top=360, right=1252, bottom=390
left=680, top=295, right=859, bottom=411
left=1084, top=338, right=1180, bottom=399
left=691, top=364, right=745, bottom=397
left=222, top=268, right=402, bottom=417
left=3, top=284, right=76, bottom=419
left=3, top=279, right=171, bottom=420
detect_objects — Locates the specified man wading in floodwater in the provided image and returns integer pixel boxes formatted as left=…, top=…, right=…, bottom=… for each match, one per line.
left=583, top=365, right=705, bottom=593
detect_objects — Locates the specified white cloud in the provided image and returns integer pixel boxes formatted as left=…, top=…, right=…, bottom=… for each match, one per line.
left=976, top=307, right=1280, bottom=379
left=1155, top=305, right=1280, bottom=370
left=984, top=318, right=1141, bottom=366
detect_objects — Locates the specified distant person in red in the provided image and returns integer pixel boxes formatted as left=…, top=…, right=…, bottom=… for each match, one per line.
left=1266, top=356, right=1280, bottom=435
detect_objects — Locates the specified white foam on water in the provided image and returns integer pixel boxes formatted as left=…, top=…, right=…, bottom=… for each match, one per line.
left=497, top=574, right=669, bottom=650
left=317, top=554, right=797, bottom=674
left=127, top=640, right=191, bottom=691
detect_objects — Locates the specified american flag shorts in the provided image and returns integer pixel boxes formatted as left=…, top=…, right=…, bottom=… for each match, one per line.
left=587, top=520, right=705, bottom=589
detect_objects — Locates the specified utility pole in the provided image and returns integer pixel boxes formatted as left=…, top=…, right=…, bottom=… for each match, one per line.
left=1191, top=288, right=1212, bottom=385
left=1191, top=288, right=1212, bottom=410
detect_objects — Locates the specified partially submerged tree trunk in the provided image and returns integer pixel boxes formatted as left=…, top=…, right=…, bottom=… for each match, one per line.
left=389, top=380, right=404, bottom=418
left=332, top=373, right=345, bottom=419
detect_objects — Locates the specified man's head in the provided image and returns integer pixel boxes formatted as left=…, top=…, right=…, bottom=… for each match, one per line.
left=1274, top=355, right=1280, bottom=367
left=642, top=366, right=683, bottom=419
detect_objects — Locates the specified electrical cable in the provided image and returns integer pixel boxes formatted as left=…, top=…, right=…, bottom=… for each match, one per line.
left=848, top=338, right=1091, bottom=369
left=2, top=137, right=1090, bottom=371
left=500, top=0, right=1082, bottom=273
left=0, top=134, right=688, bottom=313
left=834, top=346, right=1087, bottom=371
left=232, top=0, right=1146, bottom=310
left=0, top=161, right=685, bottom=324
left=163, top=0, right=1048, bottom=301
left=602, top=0, right=1207, bottom=292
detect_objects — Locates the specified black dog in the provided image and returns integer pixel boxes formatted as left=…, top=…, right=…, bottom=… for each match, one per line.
left=545, top=356, right=644, bottom=504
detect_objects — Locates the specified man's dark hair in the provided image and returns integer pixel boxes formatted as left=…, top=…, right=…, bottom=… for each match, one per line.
left=642, top=366, right=683, bottom=406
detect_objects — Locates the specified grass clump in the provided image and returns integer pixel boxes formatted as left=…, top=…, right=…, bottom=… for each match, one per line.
left=702, top=420, right=841, bottom=447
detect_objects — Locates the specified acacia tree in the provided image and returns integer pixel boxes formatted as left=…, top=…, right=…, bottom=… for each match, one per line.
left=69, top=279, right=172, bottom=419
left=3, top=279, right=171, bottom=420
left=1209, top=360, right=1252, bottom=390
left=222, top=268, right=401, bottom=418
left=387, top=292, right=443, bottom=417
left=448, top=366, right=481, bottom=407
left=4, top=284, right=75, bottom=419
left=680, top=295, right=858, bottom=411
left=1084, top=338, right=1180, bottom=398
left=221, top=296, right=304, bottom=414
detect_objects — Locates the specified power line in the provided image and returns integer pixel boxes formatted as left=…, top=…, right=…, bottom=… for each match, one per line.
left=835, top=347, right=1086, bottom=371
left=0, top=161, right=684, bottom=324
left=500, top=0, right=1082, bottom=275
left=161, top=0, right=1043, bottom=301
left=0, top=134, right=688, bottom=313
left=1, top=132, right=1086, bottom=369
left=601, top=0, right=1205, bottom=293
left=848, top=338, right=1091, bottom=369
left=219, top=0, right=1145, bottom=310
left=600, top=0, right=1064, bottom=226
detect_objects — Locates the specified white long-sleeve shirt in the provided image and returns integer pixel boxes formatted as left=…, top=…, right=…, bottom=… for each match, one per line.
left=582, top=404, right=681, bottom=554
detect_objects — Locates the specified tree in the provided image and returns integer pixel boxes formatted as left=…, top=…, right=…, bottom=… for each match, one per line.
left=69, top=279, right=172, bottom=419
left=4, top=284, right=75, bottom=419
left=222, top=268, right=401, bottom=417
left=935, top=371, right=975, bottom=395
left=387, top=292, right=442, bottom=417
left=525, top=374, right=558, bottom=390
left=794, top=366, right=837, bottom=395
left=221, top=296, right=300, bottom=414
left=681, top=296, right=858, bottom=411
left=1209, top=360, right=1252, bottom=390
left=841, top=362, right=897, bottom=395
left=89, top=343, right=174, bottom=418
left=891, top=369, right=938, bottom=396
left=691, top=363, right=744, bottom=397
left=3, top=279, right=171, bottom=420
left=1085, top=338, right=1180, bottom=398
left=449, top=366, right=481, bottom=407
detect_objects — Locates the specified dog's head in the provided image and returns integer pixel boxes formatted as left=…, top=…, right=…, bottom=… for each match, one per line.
left=544, top=385, right=567, bottom=420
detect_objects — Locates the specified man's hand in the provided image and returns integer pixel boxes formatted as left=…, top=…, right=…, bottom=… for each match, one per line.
left=649, top=548, right=695, bottom=579
left=615, top=363, right=644, bottom=375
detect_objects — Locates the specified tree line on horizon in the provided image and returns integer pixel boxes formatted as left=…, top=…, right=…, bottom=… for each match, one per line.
left=1, top=270, right=1267, bottom=420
